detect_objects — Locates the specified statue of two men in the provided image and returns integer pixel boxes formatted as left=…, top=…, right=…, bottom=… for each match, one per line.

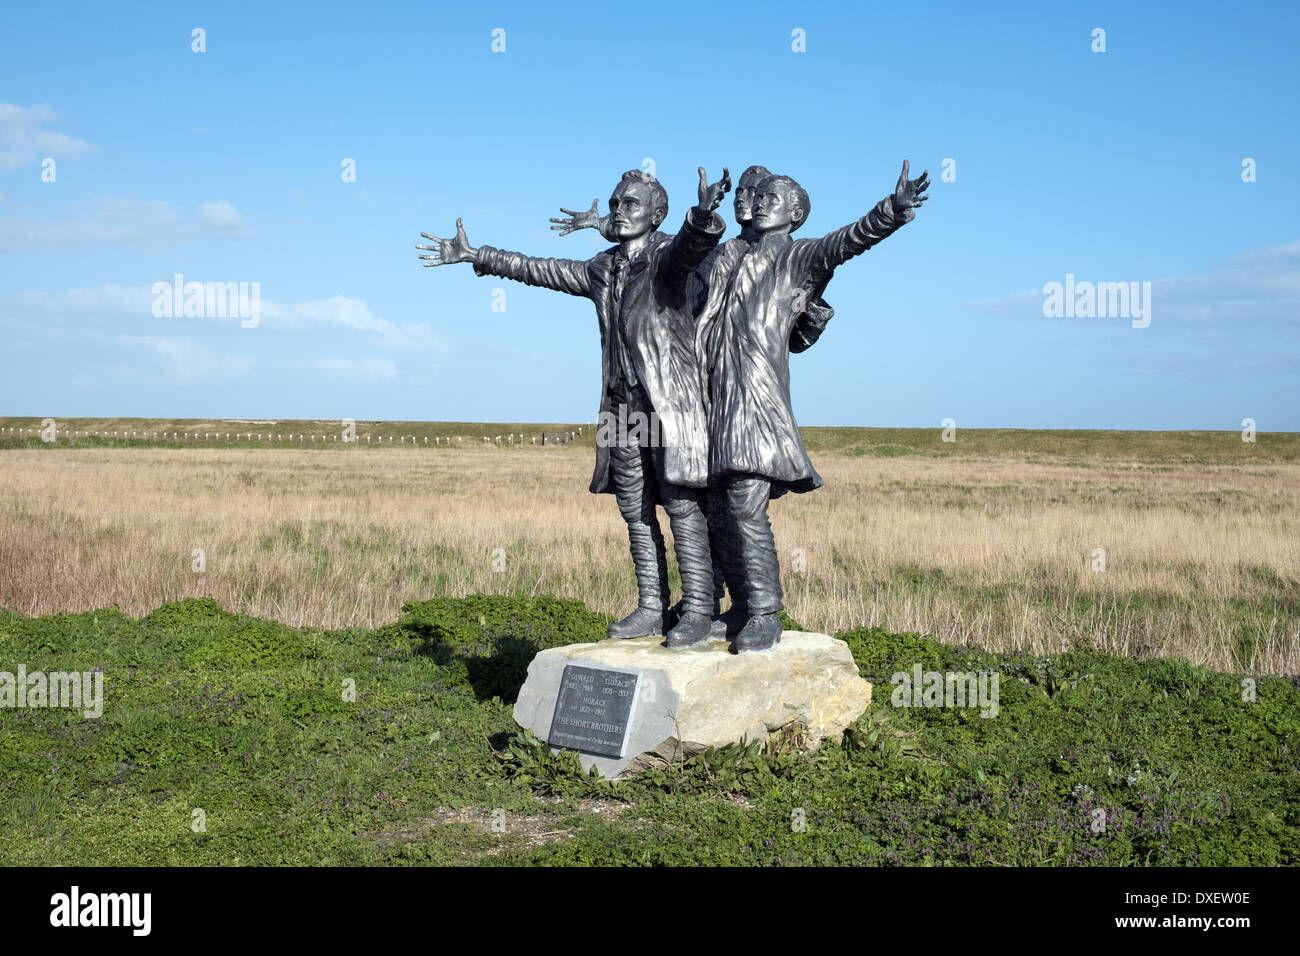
left=418, top=159, right=928, bottom=652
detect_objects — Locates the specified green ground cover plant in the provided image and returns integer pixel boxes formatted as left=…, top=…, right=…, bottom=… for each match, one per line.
left=1, top=595, right=1296, bottom=865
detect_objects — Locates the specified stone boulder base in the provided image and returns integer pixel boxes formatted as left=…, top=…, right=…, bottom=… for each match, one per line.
left=512, top=631, right=872, bottom=779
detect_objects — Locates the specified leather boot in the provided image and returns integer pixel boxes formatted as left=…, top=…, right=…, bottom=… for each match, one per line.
left=608, top=605, right=667, bottom=639
left=734, top=612, right=782, bottom=653
left=714, top=604, right=750, bottom=640
left=665, top=610, right=713, bottom=649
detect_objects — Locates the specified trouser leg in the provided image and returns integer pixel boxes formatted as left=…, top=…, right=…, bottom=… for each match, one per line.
left=611, top=431, right=669, bottom=613
left=710, top=552, right=726, bottom=614
left=725, top=476, right=783, bottom=616
left=707, top=481, right=747, bottom=613
left=660, top=482, right=713, bottom=617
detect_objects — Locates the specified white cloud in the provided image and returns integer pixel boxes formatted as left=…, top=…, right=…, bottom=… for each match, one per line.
left=195, top=199, right=253, bottom=238
left=1149, top=241, right=1300, bottom=328
left=3, top=284, right=444, bottom=354
left=259, top=295, right=446, bottom=350
left=14, top=283, right=155, bottom=314
left=0, top=103, right=96, bottom=170
left=965, top=240, right=1300, bottom=329
left=0, top=197, right=254, bottom=251
left=115, top=334, right=254, bottom=384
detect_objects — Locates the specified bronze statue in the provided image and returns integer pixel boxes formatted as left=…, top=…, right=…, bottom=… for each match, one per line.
left=551, top=163, right=836, bottom=639
left=418, top=160, right=928, bottom=653
left=693, top=161, right=929, bottom=650
left=418, top=167, right=732, bottom=649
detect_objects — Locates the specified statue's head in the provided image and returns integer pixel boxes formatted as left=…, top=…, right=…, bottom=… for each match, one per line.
left=752, top=174, right=810, bottom=234
left=608, top=170, right=668, bottom=240
left=733, top=164, right=772, bottom=226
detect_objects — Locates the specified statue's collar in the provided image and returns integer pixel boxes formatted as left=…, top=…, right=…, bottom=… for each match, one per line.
left=614, top=229, right=667, bottom=266
left=756, top=230, right=793, bottom=252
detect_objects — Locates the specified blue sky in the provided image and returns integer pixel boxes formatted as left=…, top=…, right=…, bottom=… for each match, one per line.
left=2, top=0, right=1297, bottom=429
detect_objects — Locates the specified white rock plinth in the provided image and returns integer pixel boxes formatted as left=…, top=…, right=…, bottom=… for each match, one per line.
left=512, top=631, right=872, bottom=779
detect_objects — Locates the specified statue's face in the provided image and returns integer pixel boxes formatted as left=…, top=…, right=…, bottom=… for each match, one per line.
left=752, top=183, right=804, bottom=233
left=733, top=173, right=764, bottom=225
left=608, top=179, right=661, bottom=240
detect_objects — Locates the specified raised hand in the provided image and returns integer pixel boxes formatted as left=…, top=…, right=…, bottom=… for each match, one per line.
left=549, top=199, right=603, bottom=237
left=892, top=160, right=930, bottom=223
left=697, top=166, right=732, bottom=213
left=416, top=218, right=477, bottom=267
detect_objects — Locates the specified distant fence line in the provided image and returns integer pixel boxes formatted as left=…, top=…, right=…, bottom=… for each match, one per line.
left=0, top=426, right=583, bottom=448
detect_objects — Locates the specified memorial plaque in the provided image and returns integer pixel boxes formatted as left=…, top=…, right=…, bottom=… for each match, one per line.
left=547, top=664, right=641, bottom=758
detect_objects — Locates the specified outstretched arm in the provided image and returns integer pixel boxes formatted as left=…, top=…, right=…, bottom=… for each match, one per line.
left=800, top=160, right=929, bottom=278
left=662, top=166, right=730, bottom=291
left=417, top=218, right=592, bottom=298
left=550, top=200, right=617, bottom=243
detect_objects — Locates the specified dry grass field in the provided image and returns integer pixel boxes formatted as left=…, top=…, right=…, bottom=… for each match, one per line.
left=2, top=420, right=1298, bottom=675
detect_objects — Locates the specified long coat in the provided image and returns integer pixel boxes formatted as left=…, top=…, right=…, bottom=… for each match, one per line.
left=694, top=195, right=909, bottom=495
left=474, top=209, right=724, bottom=493
left=693, top=234, right=835, bottom=358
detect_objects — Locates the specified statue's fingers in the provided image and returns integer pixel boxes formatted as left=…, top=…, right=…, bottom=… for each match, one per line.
left=721, top=166, right=732, bottom=190
left=423, top=261, right=443, bottom=267
left=419, top=233, right=444, bottom=242
left=558, top=208, right=579, bottom=217
left=589, top=198, right=600, bottom=211
left=455, top=217, right=467, bottom=238
left=415, top=243, right=439, bottom=250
